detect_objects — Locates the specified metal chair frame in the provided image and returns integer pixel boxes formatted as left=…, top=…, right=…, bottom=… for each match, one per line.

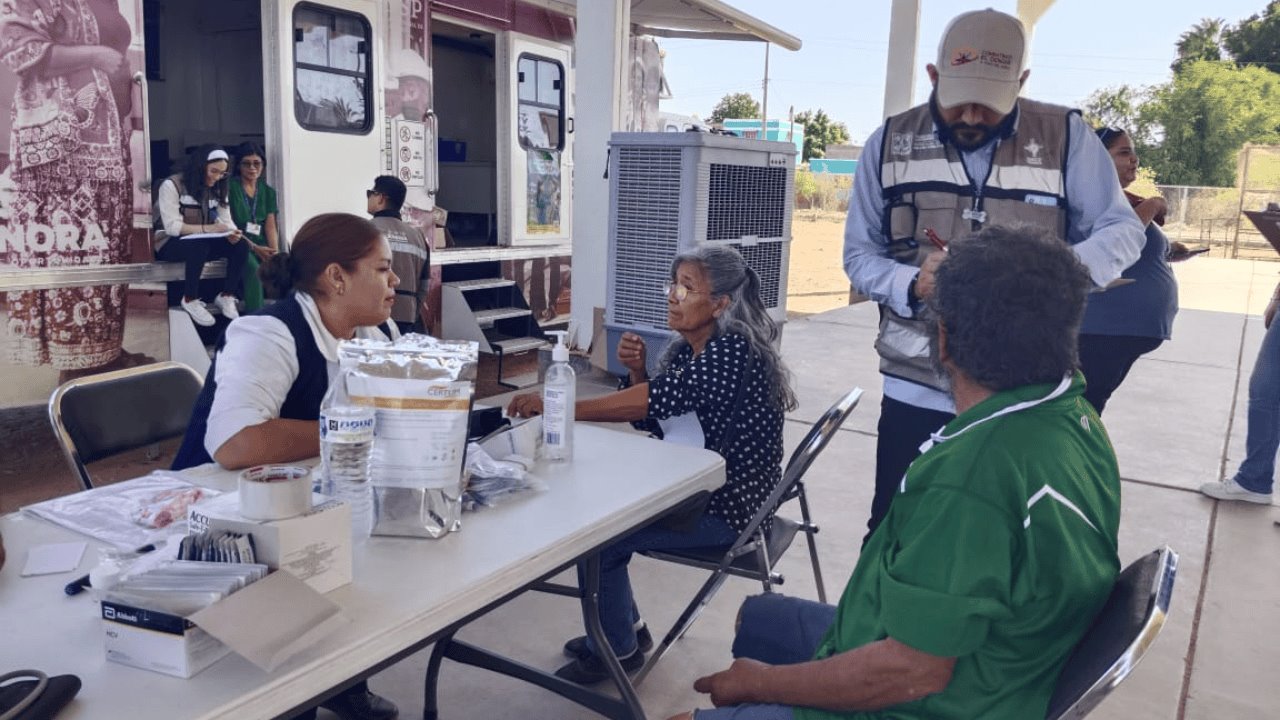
left=1046, top=545, right=1178, bottom=720
left=48, top=361, right=204, bottom=491
left=634, top=387, right=864, bottom=684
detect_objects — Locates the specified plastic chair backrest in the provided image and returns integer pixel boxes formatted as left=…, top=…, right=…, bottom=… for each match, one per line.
left=48, top=361, right=204, bottom=490
left=1045, top=546, right=1178, bottom=720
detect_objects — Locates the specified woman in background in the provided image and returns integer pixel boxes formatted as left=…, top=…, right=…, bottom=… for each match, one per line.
left=153, top=145, right=247, bottom=327
left=1078, top=126, right=1191, bottom=413
left=0, top=0, right=135, bottom=373
left=229, top=142, right=279, bottom=312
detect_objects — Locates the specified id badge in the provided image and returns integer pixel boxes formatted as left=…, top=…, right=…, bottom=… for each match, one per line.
left=246, top=222, right=262, bottom=235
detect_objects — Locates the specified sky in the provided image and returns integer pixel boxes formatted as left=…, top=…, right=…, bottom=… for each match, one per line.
left=658, top=0, right=1269, bottom=144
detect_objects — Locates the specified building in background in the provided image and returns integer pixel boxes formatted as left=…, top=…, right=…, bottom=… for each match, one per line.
left=722, top=118, right=804, bottom=157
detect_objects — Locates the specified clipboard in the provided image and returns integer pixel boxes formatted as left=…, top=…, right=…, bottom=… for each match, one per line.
left=1242, top=210, right=1280, bottom=257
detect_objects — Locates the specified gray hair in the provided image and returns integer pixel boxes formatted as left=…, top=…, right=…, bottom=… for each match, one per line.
left=927, top=224, right=1090, bottom=391
left=658, top=245, right=798, bottom=412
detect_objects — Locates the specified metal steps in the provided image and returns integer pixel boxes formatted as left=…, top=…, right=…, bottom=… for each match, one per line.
left=443, top=278, right=517, bottom=291
left=473, top=307, right=533, bottom=326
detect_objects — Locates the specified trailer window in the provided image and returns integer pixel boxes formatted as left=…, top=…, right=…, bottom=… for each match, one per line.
left=516, top=55, right=563, bottom=151
left=293, top=4, right=372, bottom=134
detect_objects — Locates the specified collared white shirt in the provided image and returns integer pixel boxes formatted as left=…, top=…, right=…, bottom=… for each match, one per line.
left=204, top=292, right=396, bottom=458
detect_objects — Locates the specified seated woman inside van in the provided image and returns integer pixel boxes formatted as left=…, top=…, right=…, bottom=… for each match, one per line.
left=507, top=245, right=797, bottom=683
left=153, top=145, right=249, bottom=327
left=171, top=212, right=398, bottom=720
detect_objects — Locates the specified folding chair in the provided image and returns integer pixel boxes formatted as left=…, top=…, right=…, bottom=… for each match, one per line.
left=634, top=387, right=863, bottom=684
left=48, top=361, right=204, bottom=491
left=1045, top=545, right=1178, bottom=720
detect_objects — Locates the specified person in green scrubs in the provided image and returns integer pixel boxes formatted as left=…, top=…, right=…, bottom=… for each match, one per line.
left=228, top=142, right=279, bottom=310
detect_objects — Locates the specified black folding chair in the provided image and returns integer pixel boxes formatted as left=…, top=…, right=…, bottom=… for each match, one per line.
left=48, top=361, right=204, bottom=491
left=1046, top=545, right=1178, bottom=719
left=634, top=387, right=863, bottom=684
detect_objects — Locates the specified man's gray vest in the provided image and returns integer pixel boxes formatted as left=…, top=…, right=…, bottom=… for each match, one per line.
left=876, top=98, right=1076, bottom=391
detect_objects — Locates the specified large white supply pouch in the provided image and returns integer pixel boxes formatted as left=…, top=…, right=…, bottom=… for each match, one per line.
left=337, top=335, right=479, bottom=538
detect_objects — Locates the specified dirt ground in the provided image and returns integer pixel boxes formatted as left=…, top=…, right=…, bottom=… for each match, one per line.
left=787, top=210, right=854, bottom=317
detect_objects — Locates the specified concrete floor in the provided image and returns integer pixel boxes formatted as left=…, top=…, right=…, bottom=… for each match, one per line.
left=334, top=257, right=1280, bottom=719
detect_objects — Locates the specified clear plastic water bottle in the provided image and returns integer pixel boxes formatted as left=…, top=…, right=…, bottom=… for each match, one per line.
left=320, top=374, right=376, bottom=541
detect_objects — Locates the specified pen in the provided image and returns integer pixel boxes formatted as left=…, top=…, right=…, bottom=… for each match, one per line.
left=923, top=227, right=948, bottom=253
left=64, top=543, right=156, bottom=596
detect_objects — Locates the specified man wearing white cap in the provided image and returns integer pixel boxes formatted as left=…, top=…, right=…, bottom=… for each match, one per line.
left=843, top=8, right=1144, bottom=541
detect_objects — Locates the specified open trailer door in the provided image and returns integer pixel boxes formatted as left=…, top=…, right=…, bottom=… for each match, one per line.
left=265, top=0, right=384, bottom=236
left=498, top=32, right=573, bottom=247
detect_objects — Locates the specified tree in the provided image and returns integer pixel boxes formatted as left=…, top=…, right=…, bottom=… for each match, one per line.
left=794, top=109, right=850, bottom=162
left=1223, top=1, right=1280, bottom=67
left=1140, top=60, right=1280, bottom=186
left=709, top=93, right=760, bottom=124
left=1081, top=85, right=1152, bottom=144
left=1172, top=18, right=1225, bottom=73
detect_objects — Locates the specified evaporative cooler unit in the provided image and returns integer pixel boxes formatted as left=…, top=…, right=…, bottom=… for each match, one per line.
left=604, top=132, right=796, bottom=376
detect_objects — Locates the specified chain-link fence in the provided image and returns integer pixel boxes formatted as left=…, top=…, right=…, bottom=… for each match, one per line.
left=1160, top=144, right=1280, bottom=261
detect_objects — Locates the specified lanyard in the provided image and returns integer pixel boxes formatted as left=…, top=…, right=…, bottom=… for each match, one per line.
left=242, top=183, right=260, bottom=223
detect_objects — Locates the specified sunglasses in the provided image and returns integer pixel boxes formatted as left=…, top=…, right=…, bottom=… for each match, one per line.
left=240, top=159, right=263, bottom=168
left=1096, top=126, right=1124, bottom=146
left=366, top=189, right=382, bottom=198
left=663, top=282, right=709, bottom=303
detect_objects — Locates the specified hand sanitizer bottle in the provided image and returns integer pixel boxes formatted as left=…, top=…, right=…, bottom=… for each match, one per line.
left=543, top=330, right=575, bottom=462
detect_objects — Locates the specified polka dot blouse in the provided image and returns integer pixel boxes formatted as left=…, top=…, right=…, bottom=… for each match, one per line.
left=643, top=333, right=785, bottom=533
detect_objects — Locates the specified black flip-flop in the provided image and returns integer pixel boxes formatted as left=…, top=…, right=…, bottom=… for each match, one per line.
left=0, top=671, right=81, bottom=720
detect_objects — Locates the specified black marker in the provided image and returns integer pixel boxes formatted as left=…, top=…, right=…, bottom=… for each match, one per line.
left=64, top=543, right=157, bottom=596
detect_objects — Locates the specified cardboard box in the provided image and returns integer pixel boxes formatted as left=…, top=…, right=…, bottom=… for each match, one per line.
left=188, top=492, right=352, bottom=594
left=102, top=601, right=230, bottom=678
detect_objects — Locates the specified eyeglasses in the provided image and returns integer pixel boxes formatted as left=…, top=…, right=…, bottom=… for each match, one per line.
left=366, top=189, right=382, bottom=198
left=663, top=282, right=709, bottom=303
left=240, top=160, right=263, bottom=168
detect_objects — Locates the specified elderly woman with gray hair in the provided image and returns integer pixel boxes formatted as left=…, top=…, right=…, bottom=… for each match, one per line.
left=508, top=244, right=797, bottom=684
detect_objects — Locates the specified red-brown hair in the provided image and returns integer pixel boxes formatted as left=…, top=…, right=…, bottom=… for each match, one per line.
left=260, top=213, right=382, bottom=298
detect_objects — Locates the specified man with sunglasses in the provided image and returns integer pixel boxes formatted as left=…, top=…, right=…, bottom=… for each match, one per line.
left=843, top=9, right=1145, bottom=542
left=367, top=175, right=431, bottom=334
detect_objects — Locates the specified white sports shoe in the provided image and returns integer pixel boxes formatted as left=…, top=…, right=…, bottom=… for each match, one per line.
left=1198, top=477, right=1273, bottom=505
left=180, top=297, right=215, bottom=327
left=213, top=294, right=240, bottom=321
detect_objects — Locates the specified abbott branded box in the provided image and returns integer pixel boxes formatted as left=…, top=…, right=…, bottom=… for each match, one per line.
left=188, top=492, right=352, bottom=593
left=101, top=601, right=229, bottom=678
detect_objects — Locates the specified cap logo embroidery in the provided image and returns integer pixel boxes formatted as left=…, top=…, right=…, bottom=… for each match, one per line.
left=980, top=50, right=1014, bottom=70
left=951, top=46, right=978, bottom=66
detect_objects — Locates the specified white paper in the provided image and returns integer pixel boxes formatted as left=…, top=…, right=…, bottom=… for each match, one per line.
left=181, top=231, right=234, bottom=240
left=190, top=571, right=348, bottom=671
left=22, top=542, right=86, bottom=576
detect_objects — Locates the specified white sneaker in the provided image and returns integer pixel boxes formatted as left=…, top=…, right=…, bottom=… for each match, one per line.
left=1198, top=477, right=1273, bottom=505
left=213, top=294, right=240, bottom=321
left=180, top=297, right=215, bottom=327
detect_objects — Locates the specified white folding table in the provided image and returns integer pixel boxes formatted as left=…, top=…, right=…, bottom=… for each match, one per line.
left=0, top=423, right=725, bottom=719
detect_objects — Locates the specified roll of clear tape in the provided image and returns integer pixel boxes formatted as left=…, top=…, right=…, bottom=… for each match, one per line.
left=238, top=465, right=313, bottom=521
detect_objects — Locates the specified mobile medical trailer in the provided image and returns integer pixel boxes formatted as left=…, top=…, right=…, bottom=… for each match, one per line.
left=0, top=0, right=799, bottom=487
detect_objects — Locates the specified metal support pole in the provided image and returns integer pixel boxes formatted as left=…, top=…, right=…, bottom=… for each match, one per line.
left=761, top=43, right=770, bottom=138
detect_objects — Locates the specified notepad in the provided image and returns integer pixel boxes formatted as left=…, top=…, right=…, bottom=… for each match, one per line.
left=22, top=541, right=87, bottom=576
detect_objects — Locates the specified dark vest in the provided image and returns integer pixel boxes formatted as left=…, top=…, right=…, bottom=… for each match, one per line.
left=875, top=98, right=1076, bottom=390
left=171, top=295, right=329, bottom=470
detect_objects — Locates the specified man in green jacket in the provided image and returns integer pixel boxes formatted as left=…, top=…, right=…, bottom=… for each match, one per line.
left=676, top=224, right=1121, bottom=720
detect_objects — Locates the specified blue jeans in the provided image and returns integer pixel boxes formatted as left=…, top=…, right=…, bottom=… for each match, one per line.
left=693, top=594, right=837, bottom=720
left=1235, top=317, right=1280, bottom=493
left=581, top=513, right=738, bottom=658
